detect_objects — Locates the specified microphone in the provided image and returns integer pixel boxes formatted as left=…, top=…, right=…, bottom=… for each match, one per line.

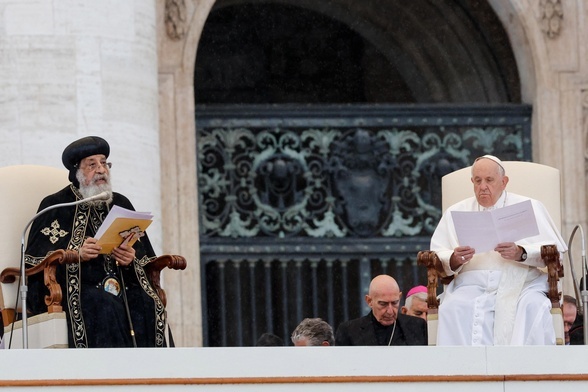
left=567, top=224, right=588, bottom=345
left=80, top=191, right=111, bottom=203
left=16, top=190, right=112, bottom=349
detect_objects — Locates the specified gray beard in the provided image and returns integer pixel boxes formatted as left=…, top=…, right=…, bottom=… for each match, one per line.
left=76, top=170, right=114, bottom=205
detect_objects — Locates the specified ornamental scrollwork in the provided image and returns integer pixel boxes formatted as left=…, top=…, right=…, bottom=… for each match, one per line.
left=539, top=0, right=563, bottom=39
left=197, top=110, right=528, bottom=239
left=165, top=0, right=187, bottom=41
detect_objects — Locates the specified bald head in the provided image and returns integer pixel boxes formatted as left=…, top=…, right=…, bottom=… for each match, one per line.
left=369, top=274, right=400, bottom=296
left=366, top=275, right=402, bottom=326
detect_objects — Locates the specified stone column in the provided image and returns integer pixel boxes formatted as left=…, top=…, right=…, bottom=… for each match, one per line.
left=157, top=0, right=216, bottom=347
left=0, top=0, right=166, bottom=332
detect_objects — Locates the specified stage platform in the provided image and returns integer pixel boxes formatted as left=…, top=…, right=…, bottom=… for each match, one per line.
left=0, top=346, right=587, bottom=391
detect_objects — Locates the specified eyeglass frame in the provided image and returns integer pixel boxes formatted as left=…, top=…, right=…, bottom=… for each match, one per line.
left=75, top=160, right=113, bottom=172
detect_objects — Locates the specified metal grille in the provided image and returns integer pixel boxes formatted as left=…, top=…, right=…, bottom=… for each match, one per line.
left=196, top=104, right=532, bottom=346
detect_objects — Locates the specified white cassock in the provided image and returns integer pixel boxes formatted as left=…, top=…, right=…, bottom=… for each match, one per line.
left=430, top=191, right=567, bottom=345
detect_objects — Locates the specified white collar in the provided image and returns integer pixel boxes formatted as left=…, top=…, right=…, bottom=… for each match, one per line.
left=479, top=191, right=507, bottom=211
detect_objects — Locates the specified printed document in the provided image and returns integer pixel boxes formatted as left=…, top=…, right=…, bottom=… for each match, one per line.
left=451, top=200, right=539, bottom=253
left=95, top=205, right=153, bottom=254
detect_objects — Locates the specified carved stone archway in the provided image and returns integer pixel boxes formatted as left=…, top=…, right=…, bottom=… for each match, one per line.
left=157, top=0, right=588, bottom=346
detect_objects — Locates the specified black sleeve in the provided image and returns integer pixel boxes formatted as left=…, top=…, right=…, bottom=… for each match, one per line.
left=408, top=316, right=428, bottom=345
left=335, top=322, right=352, bottom=346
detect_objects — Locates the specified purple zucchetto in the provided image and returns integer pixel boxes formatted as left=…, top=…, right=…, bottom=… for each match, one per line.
left=406, top=285, right=427, bottom=298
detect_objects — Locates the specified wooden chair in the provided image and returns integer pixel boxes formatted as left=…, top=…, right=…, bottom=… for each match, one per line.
left=0, top=165, right=186, bottom=348
left=417, top=161, right=564, bottom=345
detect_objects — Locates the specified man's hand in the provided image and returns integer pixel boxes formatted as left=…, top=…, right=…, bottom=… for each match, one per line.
left=451, top=246, right=475, bottom=271
left=111, top=243, right=136, bottom=266
left=495, top=242, right=523, bottom=260
left=78, top=237, right=102, bottom=261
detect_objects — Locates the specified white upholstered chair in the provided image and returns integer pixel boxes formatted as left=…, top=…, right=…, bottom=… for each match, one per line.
left=0, top=165, right=186, bottom=348
left=418, top=161, right=564, bottom=345
left=0, top=165, right=71, bottom=348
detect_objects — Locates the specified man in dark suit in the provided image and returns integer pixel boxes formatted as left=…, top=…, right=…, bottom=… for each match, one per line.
left=335, top=274, right=427, bottom=346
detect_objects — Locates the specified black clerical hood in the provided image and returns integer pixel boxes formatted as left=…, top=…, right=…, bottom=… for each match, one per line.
left=62, top=136, right=110, bottom=187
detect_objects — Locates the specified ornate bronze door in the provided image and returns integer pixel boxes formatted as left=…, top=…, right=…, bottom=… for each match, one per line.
left=197, top=103, right=531, bottom=346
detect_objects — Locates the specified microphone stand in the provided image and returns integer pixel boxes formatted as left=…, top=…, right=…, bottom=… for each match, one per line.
left=116, top=262, right=137, bottom=347
left=584, top=268, right=588, bottom=346
left=567, top=224, right=588, bottom=345
left=18, top=191, right=110, bottom=349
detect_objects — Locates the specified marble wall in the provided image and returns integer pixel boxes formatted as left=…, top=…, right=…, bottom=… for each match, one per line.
left=0, top=0, right=162, bottom=249
left=0, top=0, right=165, bottom=330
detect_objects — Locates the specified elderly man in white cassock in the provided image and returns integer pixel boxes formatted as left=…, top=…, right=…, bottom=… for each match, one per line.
left=430, top=155, right=567, bottom=345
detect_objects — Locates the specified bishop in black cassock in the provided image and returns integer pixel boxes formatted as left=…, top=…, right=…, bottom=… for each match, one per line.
left=25, top=136, right=169, bottom=348
left=335, top=274, right=428, bottom=346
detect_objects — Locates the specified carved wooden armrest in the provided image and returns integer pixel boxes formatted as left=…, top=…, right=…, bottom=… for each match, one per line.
left=0, top=268, right=19, bottom=285
left=417, top=250, right=442, bottom=311
left=0, top=264, right=24, bottom=325
left=541, top=244, right=562, bottom=308
left=42, top=249, right=79, bottom=313
left=0, top=249, right=79, bottom=314
left=145, top=255, right=187, bottom=307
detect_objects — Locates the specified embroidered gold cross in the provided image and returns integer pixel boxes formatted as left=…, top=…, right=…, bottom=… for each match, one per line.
left=41, top=220, right=69, bottom=244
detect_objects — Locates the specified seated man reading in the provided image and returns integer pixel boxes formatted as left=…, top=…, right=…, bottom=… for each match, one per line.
left=430, top=155, right=566, bottom=345
left=25, top=136, right=171, bottom=348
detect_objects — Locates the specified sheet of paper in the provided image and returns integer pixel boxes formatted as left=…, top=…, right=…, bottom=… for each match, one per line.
left=94, top=205, right=153, bottom=239
left=451, top=200, right=540, bottom=253
left=94, top=205, right=153, bottom=253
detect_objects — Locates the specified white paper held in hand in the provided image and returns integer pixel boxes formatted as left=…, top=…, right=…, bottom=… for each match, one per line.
left=94, top=205, right=153, bottom=254
left=451, top=200, right=539, bottom=253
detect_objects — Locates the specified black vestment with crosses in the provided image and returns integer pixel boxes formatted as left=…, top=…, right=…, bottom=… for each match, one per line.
left=25, top=184, right=169, bottom=348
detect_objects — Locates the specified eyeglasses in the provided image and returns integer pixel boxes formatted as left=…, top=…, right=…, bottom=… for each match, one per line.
left=81, top=161, right=112, bottom=172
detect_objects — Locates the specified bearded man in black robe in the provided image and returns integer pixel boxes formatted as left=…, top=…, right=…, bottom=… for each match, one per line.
left=25, top=136, right=170, bottom=348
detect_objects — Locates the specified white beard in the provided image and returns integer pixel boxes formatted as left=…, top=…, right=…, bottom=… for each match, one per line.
left=76, top=170, right=114, bottom=205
